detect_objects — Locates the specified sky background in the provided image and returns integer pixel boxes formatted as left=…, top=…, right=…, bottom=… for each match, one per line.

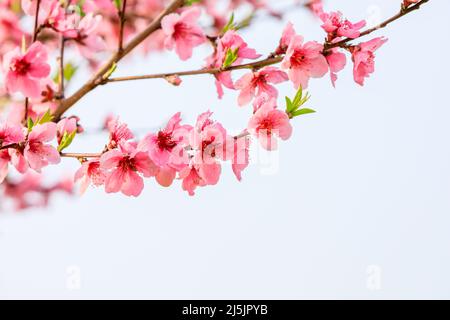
left=1, top=0, right=450, bottom=299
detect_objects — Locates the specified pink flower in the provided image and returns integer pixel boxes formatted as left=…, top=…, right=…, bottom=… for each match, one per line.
left=74, top=160, right=106, bottom=194
left=306, top=0, right=324, bottom=17
left=189, top=111, right=227, bottom=185
left=56, top=117, right=78, bottom=144
left=231, top=134, right=250, bottom=181
left=3, top=42, right=51, bottom=98
left=0, top=150, right=11, bottom=184
left=247, top=101, right=292, bottom=150
left=320, top=11, right=366, bottom=40
left=235, top=67, right=288, bottom=106
left=22, top=0, right=67, bottom=32
left=100, top=141, right=158, bottom=197
left=107, top=117, right=134, bottom=149
left=0, top=121, right=25, bottom=146
left=64, top=13, right=106, bottom=57
left=155, top=165, right=177, bottom=188
left=206, top=30, right=261, bottom=98
left=24, top=122, right=61, bottom=172
left=161, top=7, right=206, bottom=60
left=351, top=37, right=388, bottom=86
left=281, top=35, right=328, bottom=89
left=179, top=166, right=206, bottom=196
left=325, top=48, right=347, bottom=87
left=0, top=121, right=26, bottom=182
left=275, top=22, right=296, bottom=55
left=141, top=112, right=191, bottom=168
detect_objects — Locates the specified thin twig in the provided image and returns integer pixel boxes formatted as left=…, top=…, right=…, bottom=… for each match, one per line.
left=105, top=0, right=429, bottom=85
left=118, top=0, right=128, bottom=52
left=24, top=0, right=42, bottom=122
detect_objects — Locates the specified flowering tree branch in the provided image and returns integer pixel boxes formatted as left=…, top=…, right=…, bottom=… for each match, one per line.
left=105, top=0, right=429, bottom=85
left=0, top=0, right=430, bottom=209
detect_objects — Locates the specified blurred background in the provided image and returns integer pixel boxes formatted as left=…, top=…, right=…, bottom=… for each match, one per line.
left=1, top=0, right=450, bottom=299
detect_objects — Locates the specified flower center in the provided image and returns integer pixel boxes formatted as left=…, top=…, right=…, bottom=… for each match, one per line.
left=290, top=51, right=307, bottom=67
left=258, top=118, right=274, bottom=135
left=118, top=156, right=136, bottom=172
left=10, top=58, right=30, bottom=75
left=157, top=131, right=177, bottom=151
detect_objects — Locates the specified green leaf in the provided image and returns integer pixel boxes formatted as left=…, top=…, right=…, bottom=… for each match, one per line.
left=221, top=13, right=235, bottom=34
left=222, top=48, right=239, bottom=69
left=38, top=109, right=53, bottom=124
left=27, top=117, right=34, bottom=132
left=185, top=0, right=202, bottom=6
left=57, top=130, right=77, bottom=152
left=113, top=0, right=122, bottom=9
left=291, top=108, right=316, bottom=118
left=64, top=62, right=78, bottom=82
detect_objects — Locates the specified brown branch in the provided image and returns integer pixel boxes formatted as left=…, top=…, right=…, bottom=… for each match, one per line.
left=106, top=0, right=429, bottom=84
left=118, top=0, right=128, bottom=52
left=25, top=0, right=42, bottom=121
left=53, top=0, right=185, bottom=120
left=60, top=152, right=102, bottom=159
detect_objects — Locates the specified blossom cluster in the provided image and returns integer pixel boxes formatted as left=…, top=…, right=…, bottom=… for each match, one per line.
left=0, top=0, right=426, bottom=210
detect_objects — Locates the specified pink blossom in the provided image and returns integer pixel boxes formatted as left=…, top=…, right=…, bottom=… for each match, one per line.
left=56, top=117, right=78, bottom=144
left=107, top=117, right=134, bottom=149
left=0, top=121, right=25, bottom=146
left=3, top=42, right=51, bottom=98
left=161, top=7, right=206, bottom=60
left=306, top=0, right=324, bottom=17
left=74, top=160, right=106, bottom=194
left=155, top=165, right=177, bottom=188
left=0, top=150, right=10, bottom=184
left=0, top=120, right=22, bottom=183
left=275, top=22, right=296, bottom=55
left=351, top=37, right=388, bottom=86
left=25, top=122, right=60, bottom=172
left=141, top=112, right=191, bottom=168
left=22, top=0, right=67, bottom=32
left=231, top=134, right=250, bottom=181
left=325, top=48, right=347, bottom=87
left=179, top=165, right=206, bottom=196
left=281, top=35, right=328, bottom=89
left=247, top=101, right=292, bottom=150
left=188, top=111, right=228, bottom=186
left=206, top=30, right=261, bottom=98
left=235, top=67, right=288, bottom=106
left=320, top=11, right=366, bottom=40
left=64, top=13, right=106, bottom=57
left=100, top=141, right=158, bottom=197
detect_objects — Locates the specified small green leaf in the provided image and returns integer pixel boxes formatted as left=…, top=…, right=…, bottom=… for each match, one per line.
left=38, top=109, right=53, bottom=125
left=185, top=0, right=201, bottom=6
left=291, top=108, right=316, bottom=118
left=64, top=62, right=78, bottom=82
left=113, top=0, right=122, bottom=9
left=222, top=48, right=239, bottom=69
left=57, top=130, right=77, bottom=152
left=221, top=13, right=235, bottom=34
left=27, top=117, right=34, bottom=132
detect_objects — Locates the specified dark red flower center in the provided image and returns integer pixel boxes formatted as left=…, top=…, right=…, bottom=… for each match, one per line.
left=118, top=156, right=136, bottom=172
left=157, top=131, right=177, bottom=151
left=10, top=58, right=30, bottom=75
left=290, top=51, right=307, bottom=67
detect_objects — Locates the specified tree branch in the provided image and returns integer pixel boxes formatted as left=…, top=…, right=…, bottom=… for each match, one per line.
left=105, top=0, right=430, bottom=85
left=53, top=0, right=186, bottom=119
